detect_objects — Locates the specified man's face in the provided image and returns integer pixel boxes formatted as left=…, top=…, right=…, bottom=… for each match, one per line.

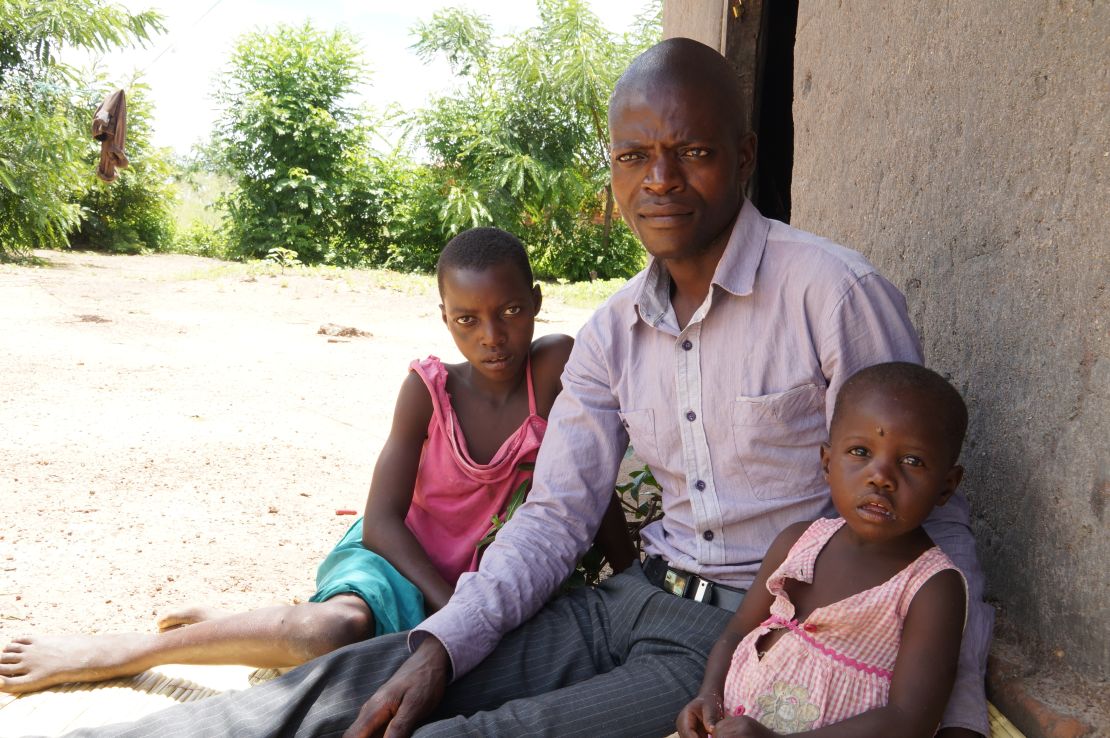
left=609, top=81, right=755, bottom=262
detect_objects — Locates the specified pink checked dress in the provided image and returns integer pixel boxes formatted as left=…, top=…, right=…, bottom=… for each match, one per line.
left=722, top=517, right=965, bottom=732
left=404, top=356, right=546, bottom=587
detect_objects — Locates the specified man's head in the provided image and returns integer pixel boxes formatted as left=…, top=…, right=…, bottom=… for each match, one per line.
left=608, top=38, right=756, bottom=263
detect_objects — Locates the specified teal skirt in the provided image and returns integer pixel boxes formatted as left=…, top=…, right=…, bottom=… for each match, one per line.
left=309, top=517, right=426, bottom=637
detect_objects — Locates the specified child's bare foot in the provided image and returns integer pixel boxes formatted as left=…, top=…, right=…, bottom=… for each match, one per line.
left=0, top=633, right=155, bottom=694
left=156, top=605, right=231, bottom=632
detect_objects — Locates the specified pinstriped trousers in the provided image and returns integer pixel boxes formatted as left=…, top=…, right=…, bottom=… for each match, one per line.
left=55, top=565, right=734, bottom=738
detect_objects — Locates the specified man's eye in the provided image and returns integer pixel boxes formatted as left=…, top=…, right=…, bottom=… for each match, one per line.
left=614, top=152, right=642, bottom=163
left=848, top=447, right=869, bottom=457
left=901, top=455, right=924, bottom=467
left=683, top=148, right=709, bottom=157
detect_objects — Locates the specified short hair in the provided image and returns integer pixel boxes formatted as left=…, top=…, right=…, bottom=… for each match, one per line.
left=832, top=362, right=969, bottom=465
left=436, top=227, right=533, bottom=295
left=610, top=37, right=749, bottom=136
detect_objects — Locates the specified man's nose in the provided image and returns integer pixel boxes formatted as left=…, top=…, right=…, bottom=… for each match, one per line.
left=643, top=153, right=683, bottom=195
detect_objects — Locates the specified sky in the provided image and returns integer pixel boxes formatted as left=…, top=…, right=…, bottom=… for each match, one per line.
left=78, top=0, right=653, bottom=155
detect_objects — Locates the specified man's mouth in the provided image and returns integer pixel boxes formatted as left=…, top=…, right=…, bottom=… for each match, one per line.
left=638, top=204, right=694, bottom=227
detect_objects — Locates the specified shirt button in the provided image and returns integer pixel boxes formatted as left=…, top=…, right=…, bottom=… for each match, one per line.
left=681, top=339, right=693, bottom=350
left=703, top=530, right=714, bottom=541
left=686, top=410, right=696, bottom=421
left=621, top=419, right=629, bottom=429
left=695, top=480, right=706, bottom=491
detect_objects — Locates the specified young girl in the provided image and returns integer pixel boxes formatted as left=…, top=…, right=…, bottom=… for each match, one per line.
left=0, top=227, right=634, bottom=694
left=676, top=362, right=969, bottom=738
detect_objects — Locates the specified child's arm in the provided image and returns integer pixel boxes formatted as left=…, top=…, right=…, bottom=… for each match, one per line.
left=708, top=567, right=968, bottom=738
left=361, top=371, right=455, bottom=614
left=676, top=521, right=811, bottom=738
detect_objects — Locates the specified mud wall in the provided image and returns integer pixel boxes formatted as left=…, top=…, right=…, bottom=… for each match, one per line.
left=789, top=1, right=1108, bottom=678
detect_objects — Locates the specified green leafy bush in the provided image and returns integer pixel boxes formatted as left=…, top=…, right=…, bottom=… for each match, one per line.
left=72, top=85, right=177, bottom=253
left=0, top=0, right=162, bottom=259
left=213, top=23, right=377, bottom=265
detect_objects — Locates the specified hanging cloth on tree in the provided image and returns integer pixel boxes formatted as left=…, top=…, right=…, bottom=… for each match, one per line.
left=92, top=89, right=129, bottom=183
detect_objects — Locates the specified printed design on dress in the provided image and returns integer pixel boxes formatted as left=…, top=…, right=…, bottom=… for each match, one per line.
left=754, top=681, right=821, bottom=733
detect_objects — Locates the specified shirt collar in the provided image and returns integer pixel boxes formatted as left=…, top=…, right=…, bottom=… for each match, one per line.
left=630, top=199, right=769, bottom=329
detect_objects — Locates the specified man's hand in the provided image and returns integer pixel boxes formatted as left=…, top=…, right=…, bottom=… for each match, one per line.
left=676, top=693, right=722, bottom=737
left=342, top=638, right=451, bottom=738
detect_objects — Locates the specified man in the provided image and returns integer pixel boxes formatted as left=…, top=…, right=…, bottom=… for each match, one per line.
left=65, top=38, right=991, bottom=738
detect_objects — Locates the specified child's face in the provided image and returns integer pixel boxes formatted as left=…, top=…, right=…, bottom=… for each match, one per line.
left=439, top=263, right=540, bottom=384
left=821, top=388, right=962, bottom=543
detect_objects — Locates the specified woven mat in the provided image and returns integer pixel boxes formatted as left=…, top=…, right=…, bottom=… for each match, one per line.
left=0, top=665, right=279, bottom=737
left=3, top=672, right=1026, bottom=738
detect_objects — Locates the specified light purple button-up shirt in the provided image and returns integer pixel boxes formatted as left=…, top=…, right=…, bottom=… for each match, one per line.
left=415, top=200, right=991, bottom=734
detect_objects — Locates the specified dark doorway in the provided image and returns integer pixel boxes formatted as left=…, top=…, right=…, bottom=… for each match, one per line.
left=725, top=0, right=797, bottom=223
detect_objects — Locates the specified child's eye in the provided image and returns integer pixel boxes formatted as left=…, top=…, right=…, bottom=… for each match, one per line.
left=455, top=316, right=475, bottom=326
left=503, top=306, right=522, bottom=317
left=848, top=447, right=869, bottom=457
left=901, top=455, right=925, bottom=467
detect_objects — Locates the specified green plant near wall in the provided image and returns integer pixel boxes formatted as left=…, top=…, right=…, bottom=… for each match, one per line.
left=477, top=460, right=664, bottom=589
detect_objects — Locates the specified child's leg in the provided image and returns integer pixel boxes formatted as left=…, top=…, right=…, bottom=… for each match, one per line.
left=0, top=594, right=373, bottom=694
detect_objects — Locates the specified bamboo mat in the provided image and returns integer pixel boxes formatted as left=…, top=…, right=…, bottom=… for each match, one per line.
left=658, top=701, right=1026, bottom=738
left=3, top=672, right=1026, bottom=738
left=0, top=664, right=274, bottom=737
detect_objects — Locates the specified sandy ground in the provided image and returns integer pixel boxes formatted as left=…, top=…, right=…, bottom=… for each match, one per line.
left=0, top=250, right=594, bottom=642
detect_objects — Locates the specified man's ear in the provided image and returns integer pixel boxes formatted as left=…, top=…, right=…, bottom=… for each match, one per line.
left=737, top=131, right=758, bottom=188
left=936, top=464, right=964, bottom=507
left=532, top=283, right=542, bottom=314
left=819, top=443, right=831, bottom=479
left=439, top=303, right=447, bottom=326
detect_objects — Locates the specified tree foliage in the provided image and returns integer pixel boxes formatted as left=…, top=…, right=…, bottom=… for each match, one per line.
left=213, top=23, right=376, bottom=264
left=0, top=0, right=163, bottom=258
left=397, top=0, right=661, bottom=281
left=72, top=83, right=177, bottom=253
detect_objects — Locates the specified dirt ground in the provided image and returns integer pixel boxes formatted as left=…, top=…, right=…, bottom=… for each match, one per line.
left=0, top=250, right=594, bottom=642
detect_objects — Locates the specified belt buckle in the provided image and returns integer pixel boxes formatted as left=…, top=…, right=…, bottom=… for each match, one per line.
left=691, top=578, right=713, bottom=603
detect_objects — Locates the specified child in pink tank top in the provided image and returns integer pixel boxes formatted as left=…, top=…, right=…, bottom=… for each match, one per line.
left=0, top=228, right=634, bottom=695
left=677, top=363, right=970, bottom=738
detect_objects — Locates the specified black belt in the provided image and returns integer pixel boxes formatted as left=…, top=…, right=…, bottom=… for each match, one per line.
left=642, top=556, right=747, bottom=612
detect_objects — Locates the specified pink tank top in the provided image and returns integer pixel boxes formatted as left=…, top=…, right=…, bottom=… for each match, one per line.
left=404, top=356, right=547, bottom=587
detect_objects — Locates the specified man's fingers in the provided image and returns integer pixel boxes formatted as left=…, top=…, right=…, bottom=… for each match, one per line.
left=342, top=699, right=395, bottom=738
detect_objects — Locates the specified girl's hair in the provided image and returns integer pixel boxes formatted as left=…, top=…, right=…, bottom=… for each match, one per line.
left=436, top=227, right=533, bottom=295
left=833, top=362, right=969, bottom=465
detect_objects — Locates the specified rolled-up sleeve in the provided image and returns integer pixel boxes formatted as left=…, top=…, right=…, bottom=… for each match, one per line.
left=411, top=317, right=628, bottom=679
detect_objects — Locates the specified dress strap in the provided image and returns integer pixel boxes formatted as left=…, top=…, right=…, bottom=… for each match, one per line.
left=525, top=356, right=537, bottom=416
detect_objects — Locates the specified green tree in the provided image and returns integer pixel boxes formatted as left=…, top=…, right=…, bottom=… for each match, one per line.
left=399, top=0, right=660, bottom=281
left=213, top=23, right=374, bottom=264
left=72, top=83, right=177, bottom=253
left=0, top=0, right=162, bottom=258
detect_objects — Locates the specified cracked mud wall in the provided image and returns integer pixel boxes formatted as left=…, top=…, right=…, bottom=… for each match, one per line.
left=789, top=1, right=1108, bottom=679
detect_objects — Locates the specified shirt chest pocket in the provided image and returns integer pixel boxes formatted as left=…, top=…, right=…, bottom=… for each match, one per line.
left=617, top=409, right=658, bottom=465
left=731, top=384, right=827, bottom=500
